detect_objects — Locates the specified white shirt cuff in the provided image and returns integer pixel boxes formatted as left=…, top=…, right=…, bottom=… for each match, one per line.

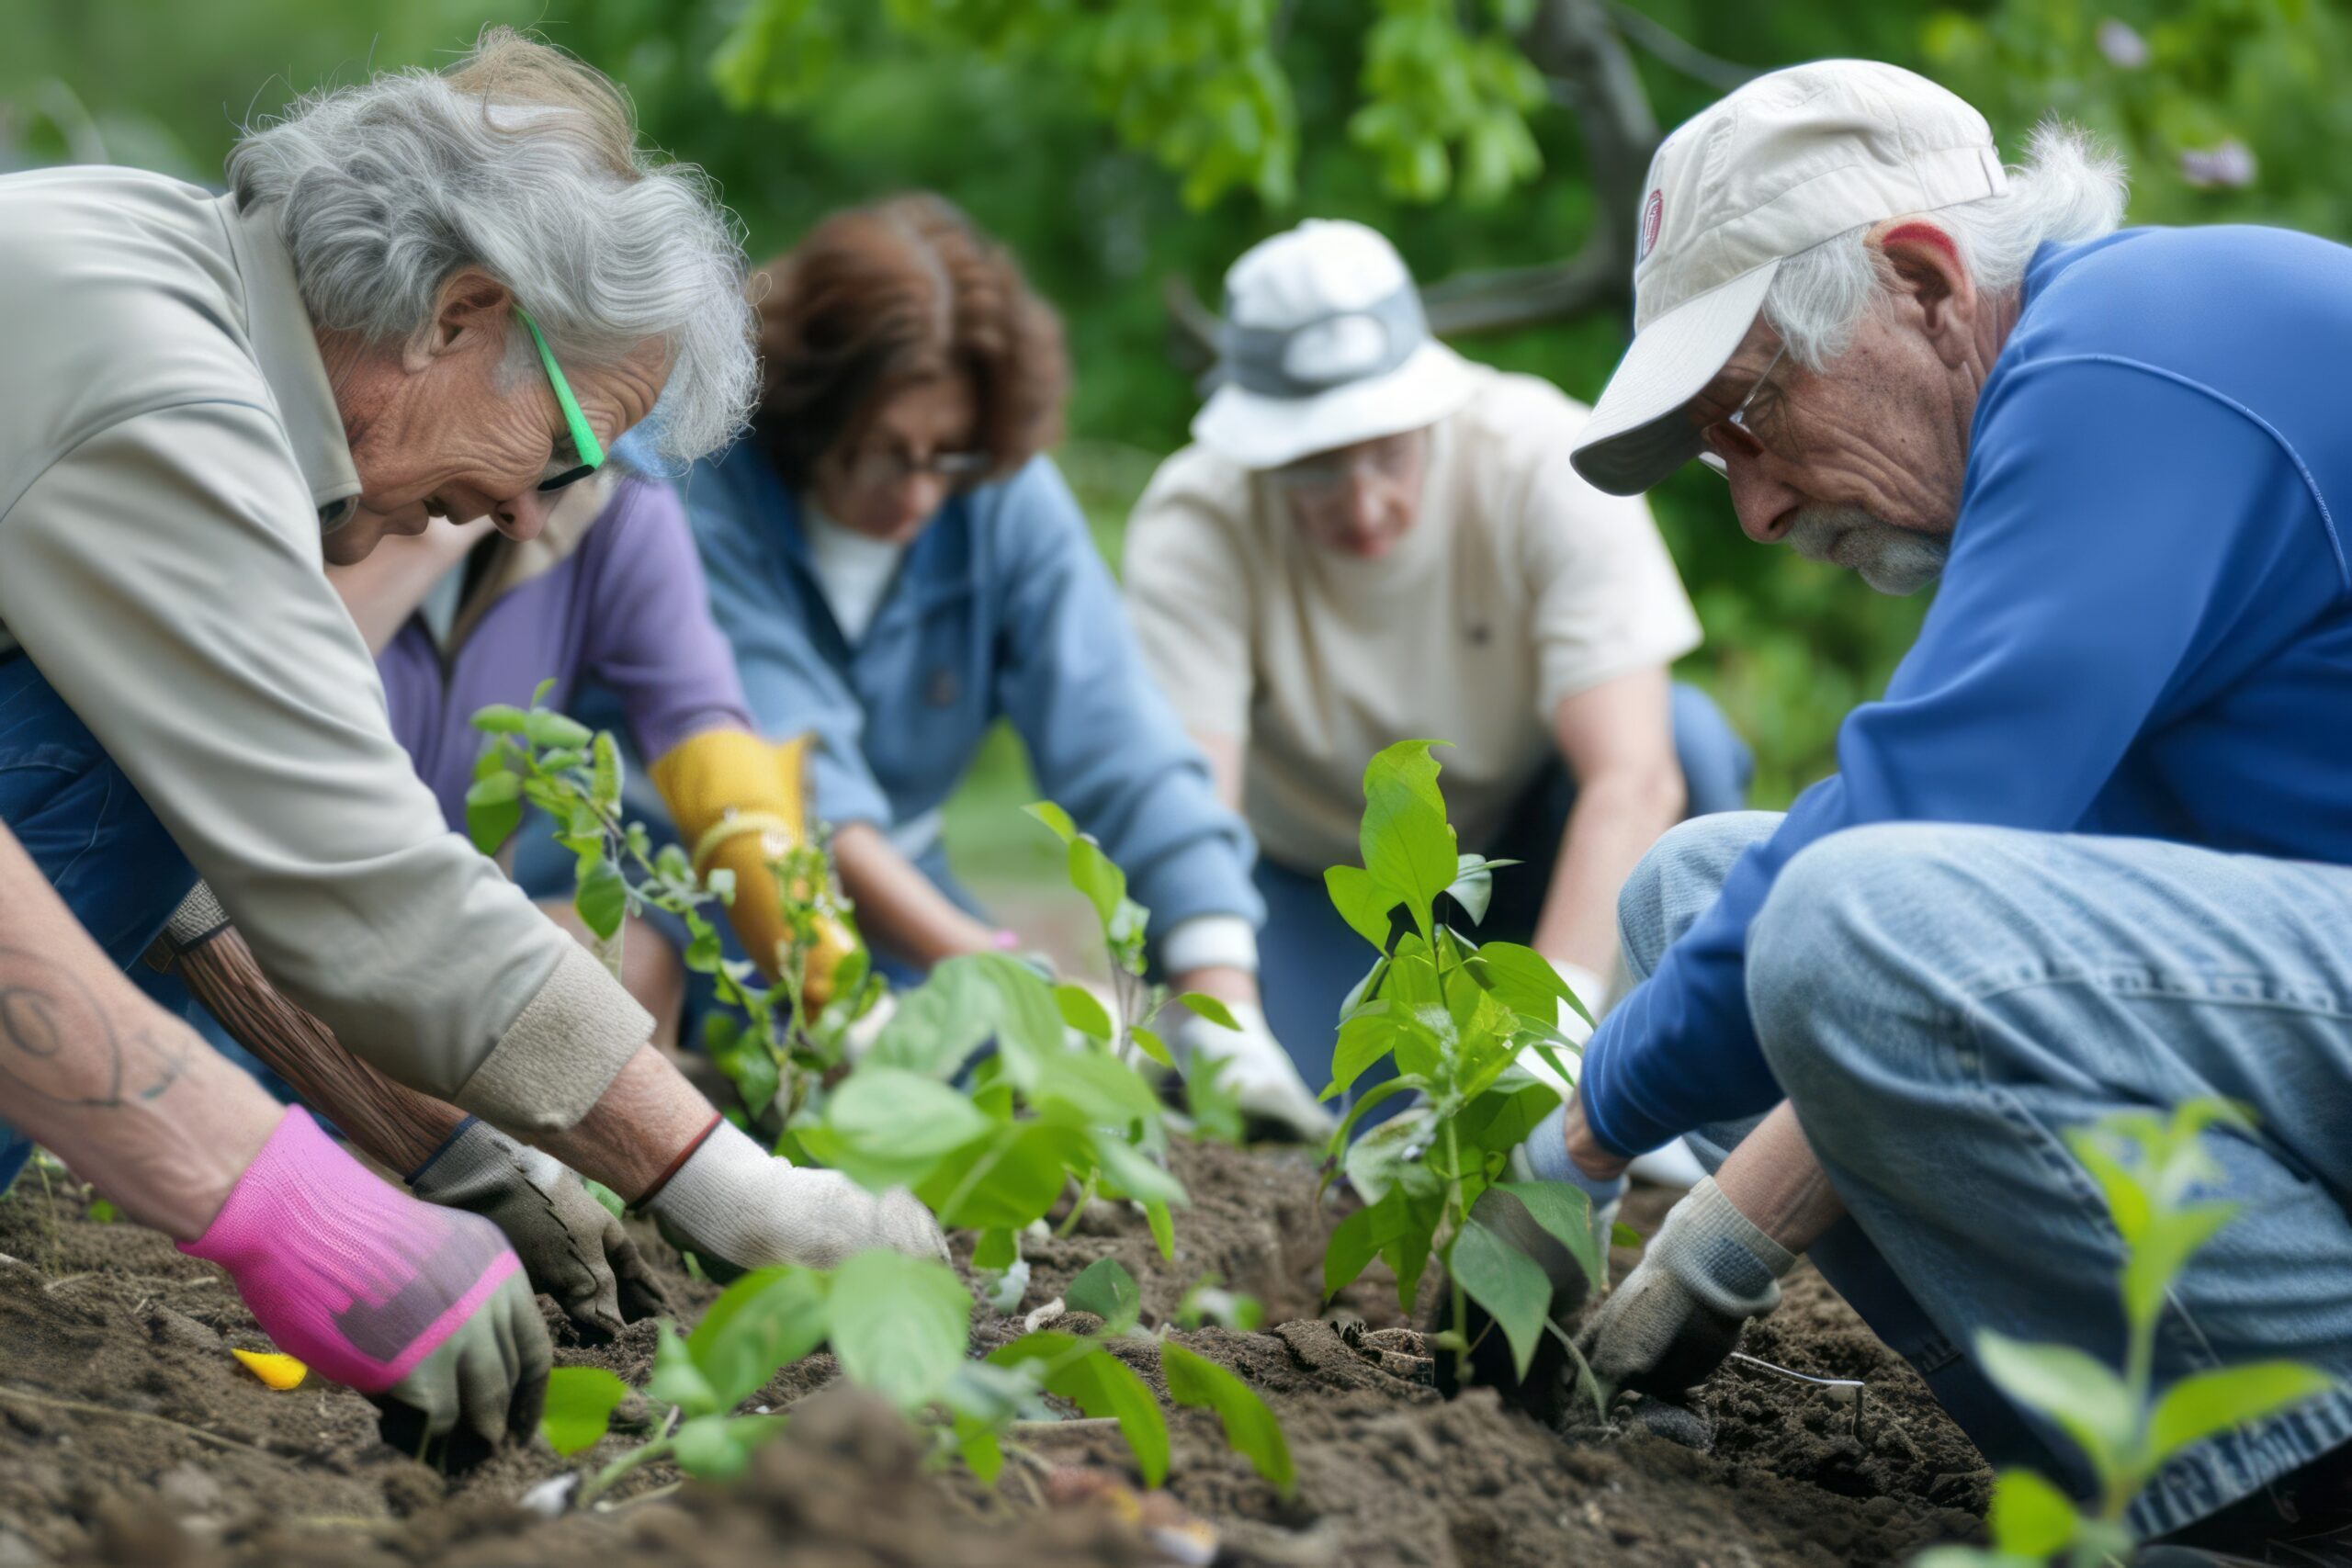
left=1158, top=914, right=1260, bottom=976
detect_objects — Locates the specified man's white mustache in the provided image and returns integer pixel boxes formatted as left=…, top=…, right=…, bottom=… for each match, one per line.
left=1783, top=504, right=1950, bottom=596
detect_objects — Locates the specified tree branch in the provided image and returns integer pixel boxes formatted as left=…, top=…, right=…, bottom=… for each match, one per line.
left=1600, top=1, right=1759, bottom=93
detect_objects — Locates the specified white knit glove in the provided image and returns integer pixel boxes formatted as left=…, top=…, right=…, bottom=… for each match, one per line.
left=1579, top=1175, right=1796, bottom=1396
left=644, top=1120, right=947, bottom=1272
left=1172, top=1000, right=1335, bottom=1144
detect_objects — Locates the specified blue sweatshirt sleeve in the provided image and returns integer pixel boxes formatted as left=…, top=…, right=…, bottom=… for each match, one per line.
left=688, top=474, right=894, bottom=830
left=1580, top=356, right=2339, bottom=1156
left=986, top=457, right=1266, bottom=942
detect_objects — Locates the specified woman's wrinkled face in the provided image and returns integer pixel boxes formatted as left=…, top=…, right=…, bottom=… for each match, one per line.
left=813, top=374, right=985, bottom=544
left=322, top=285, right=667, bottom=566
left=1267, top=427, right=1429, bottom=559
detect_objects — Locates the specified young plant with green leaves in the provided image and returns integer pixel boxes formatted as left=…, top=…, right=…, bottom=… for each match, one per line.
left=1020, top=802, right=1250, bottom=1144
left=1317, top=739, right=1607, bottom=1387
left=540, top=1247, right=1292, bottom=1504
left=1917, top=1100, right=2336, bottom=1568
left=464, top=690, right=884, bottom=1127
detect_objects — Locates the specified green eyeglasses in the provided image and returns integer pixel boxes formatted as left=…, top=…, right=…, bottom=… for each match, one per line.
left=514, top=307, right=605, bottom=492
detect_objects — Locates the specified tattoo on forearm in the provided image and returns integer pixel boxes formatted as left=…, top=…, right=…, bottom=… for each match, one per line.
left=0, top=946, right=187, bottom=1110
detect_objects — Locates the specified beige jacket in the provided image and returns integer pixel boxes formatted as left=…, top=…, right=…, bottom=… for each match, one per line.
left=0, top=165, right=649, bottom=1129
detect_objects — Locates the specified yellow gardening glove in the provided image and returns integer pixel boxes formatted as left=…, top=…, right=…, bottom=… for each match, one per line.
left=649, top=728, right=853, bottom=1008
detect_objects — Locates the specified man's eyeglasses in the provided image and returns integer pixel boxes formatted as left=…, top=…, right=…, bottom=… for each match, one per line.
left=1695, top=341, right=1790, bottom=480
left=515, top=307, right=606, bottom=493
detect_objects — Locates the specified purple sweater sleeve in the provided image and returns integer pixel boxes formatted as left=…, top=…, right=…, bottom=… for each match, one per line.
left=582, top=476, right=755, bottom=762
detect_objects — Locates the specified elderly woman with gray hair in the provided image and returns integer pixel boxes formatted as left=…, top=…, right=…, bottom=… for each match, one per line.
left=0, top=29, right=940, bottom=1450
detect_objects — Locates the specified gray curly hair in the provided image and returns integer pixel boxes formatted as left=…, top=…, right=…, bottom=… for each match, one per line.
left=226, top=28, right=755, bottom=464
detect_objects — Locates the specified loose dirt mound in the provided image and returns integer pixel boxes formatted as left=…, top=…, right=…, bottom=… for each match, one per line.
left=0, top=1143, right=1988, bottom=1567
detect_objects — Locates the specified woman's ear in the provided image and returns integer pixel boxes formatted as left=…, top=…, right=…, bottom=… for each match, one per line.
left=1872, top=220, right=1978, bottom=370
left=404, top=269, right=516, bottom=373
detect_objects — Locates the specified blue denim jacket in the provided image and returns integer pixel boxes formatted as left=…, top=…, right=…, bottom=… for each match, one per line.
left=680, top=441, right=1263, bottom=945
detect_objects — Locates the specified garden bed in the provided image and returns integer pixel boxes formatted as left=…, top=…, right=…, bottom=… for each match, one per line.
left=0, top=1140, right=1988, bottom=1567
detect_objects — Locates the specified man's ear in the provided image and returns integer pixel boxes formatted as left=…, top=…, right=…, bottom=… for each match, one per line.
left=1871, top=220, right=1977, bottom=369
left=404, top=269, right=515, bottom=373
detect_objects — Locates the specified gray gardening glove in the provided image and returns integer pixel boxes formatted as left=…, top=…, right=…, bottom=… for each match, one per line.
left=1579, top=1175, right=1796, bottom=1399
left=408, top=1118, right=668, bottom=1340
left=1171, top=1000, right=1336, bottom=1144
left=644, top=1119, right=947, bottom=1276
left=372, top=1269, right=552, bottom=1462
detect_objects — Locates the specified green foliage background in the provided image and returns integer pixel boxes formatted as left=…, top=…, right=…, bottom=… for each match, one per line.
left=10, top=0, right=2346, bottom=818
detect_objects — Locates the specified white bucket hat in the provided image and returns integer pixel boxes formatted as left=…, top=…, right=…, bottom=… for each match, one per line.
left=1193, top=219, right=1477, bottom=471
left=1570, top=60, right=2009, bottom=496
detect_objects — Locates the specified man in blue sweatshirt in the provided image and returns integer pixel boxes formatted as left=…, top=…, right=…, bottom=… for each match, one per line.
left=1525, top=60, right=2352, bottom=1552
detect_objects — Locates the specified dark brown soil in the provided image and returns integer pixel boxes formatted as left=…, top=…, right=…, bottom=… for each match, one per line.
left=0, top=1143, right=1989, bottom=1567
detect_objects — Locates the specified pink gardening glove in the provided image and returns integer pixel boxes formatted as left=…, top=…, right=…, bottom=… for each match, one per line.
left=180, top=1109, right=550, bottom=1451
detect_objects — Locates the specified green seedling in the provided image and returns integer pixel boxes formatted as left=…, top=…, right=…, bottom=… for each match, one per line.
left=466, top=688, right=884, bottom=1126
left=797, top=800, right=1204, bottom=1289
left=1020, top=802, right=1249, bottom=1143
left=1916, top=1100, right=2335, bottom=1568
left=1316, top=740, right=1606, bottom=1386
left=543, top=1249, right=1290, bottom=1502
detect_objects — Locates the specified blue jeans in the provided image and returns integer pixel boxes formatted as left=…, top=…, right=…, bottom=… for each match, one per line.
left=0, top=655, right=200, bottom=1194
left=1632, top=811, right=2352, bottom=1539
left=1256, top=682, right=1752, bottom=1131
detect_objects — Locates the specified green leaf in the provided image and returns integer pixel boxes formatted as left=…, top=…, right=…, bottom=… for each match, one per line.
left=1023, top=801, right=1078, bottom=844
left=1067, top=838, right=1127, bottom=932
left=1324, top=864, right=1397, bottom=951
left=916, top=1122, right=1086, bottom=1230
left=1324, top=1206, right=1382, bottom=1300
left=2122, top=1201, right=2237, bottom=1335
left=1161, top=1339, right=1295, bottom=1495
left=648, top=1321, right=721, bottom=1416
left=1358, top=739, right=1457, bottom=914
left=1175, top=992, right=1240, bottom=1031
left=1129, top=1024, right=1175, bottom=1069
left=1448, top=1215, right=1554, bottom=1382
left=1055, top=983, right=1114, bottom=1040
left=1144, top=1199, right=1176, bottom=1260
left=1973, top=1331, right=2136, bottom=1480
left=1065, top=1257, right=1142, bottom=1333
left=1491, top=1180, right=1605, bottom=1291
left=591, top=729, right=623, bottom=811
left=988, top=1333, right=1169, bottom=1487
left=1031, top=1044, right=1162, bottom=1129
left=827, top=1250, right=972, bottom=1412
left=968, top=954, right=1069, bottom=1089
left=2148, top=1361, right=2336, bottom=1462
left=1444, top=852, right=1502, bottom=925
left=538, top=1366, right=630, bottom=1456
left=673, top=1412, right=785, bottom=1480
left=1985, top=1467, right=2078, bottom=1557
left=531, top=677, right=558, bottom=705
left=1087, top=1128, right=1186, bottom=1206
left=523, top=709, right=594, bottom=750
left=575, top=853, right=628, bottom=942
left=871, top=962, right=999, bottom=1078
left=1327, top=1004, right=1400, bottom=1100
left=824, top=1067, right=994, bottom=1187
left=688, top=1266, right=831, bottom=1409
left=1471, top=942, right=1584, bottom=1024
left=463, top=771, right=523, bottom=855
left=470, top=703, right=529, bottom=734
left=1344, top=1108, right=1441, bottom=1206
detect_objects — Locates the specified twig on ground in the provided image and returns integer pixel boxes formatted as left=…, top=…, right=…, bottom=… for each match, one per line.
left=0, top=1382, right=272, bottom=1458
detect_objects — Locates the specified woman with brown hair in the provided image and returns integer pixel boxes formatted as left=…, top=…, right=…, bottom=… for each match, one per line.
left=678, top=194, right=1329, bottom=1140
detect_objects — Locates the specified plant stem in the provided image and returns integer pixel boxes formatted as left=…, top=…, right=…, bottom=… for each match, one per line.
left=581, top=1432, right=673, bottom=1506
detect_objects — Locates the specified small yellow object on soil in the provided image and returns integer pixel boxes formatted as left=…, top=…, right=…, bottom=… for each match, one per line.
left=231, top=1349, right=308, bottom=1390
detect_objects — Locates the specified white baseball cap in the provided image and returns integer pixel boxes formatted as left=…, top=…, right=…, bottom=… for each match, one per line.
left=1193, top=219, right=1477, bottom=470
left=1569, top=60, right=2008, bottom=495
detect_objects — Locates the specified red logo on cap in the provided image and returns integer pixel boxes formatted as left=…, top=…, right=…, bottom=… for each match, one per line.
left=1639, top=190, right=1664, bottom=263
